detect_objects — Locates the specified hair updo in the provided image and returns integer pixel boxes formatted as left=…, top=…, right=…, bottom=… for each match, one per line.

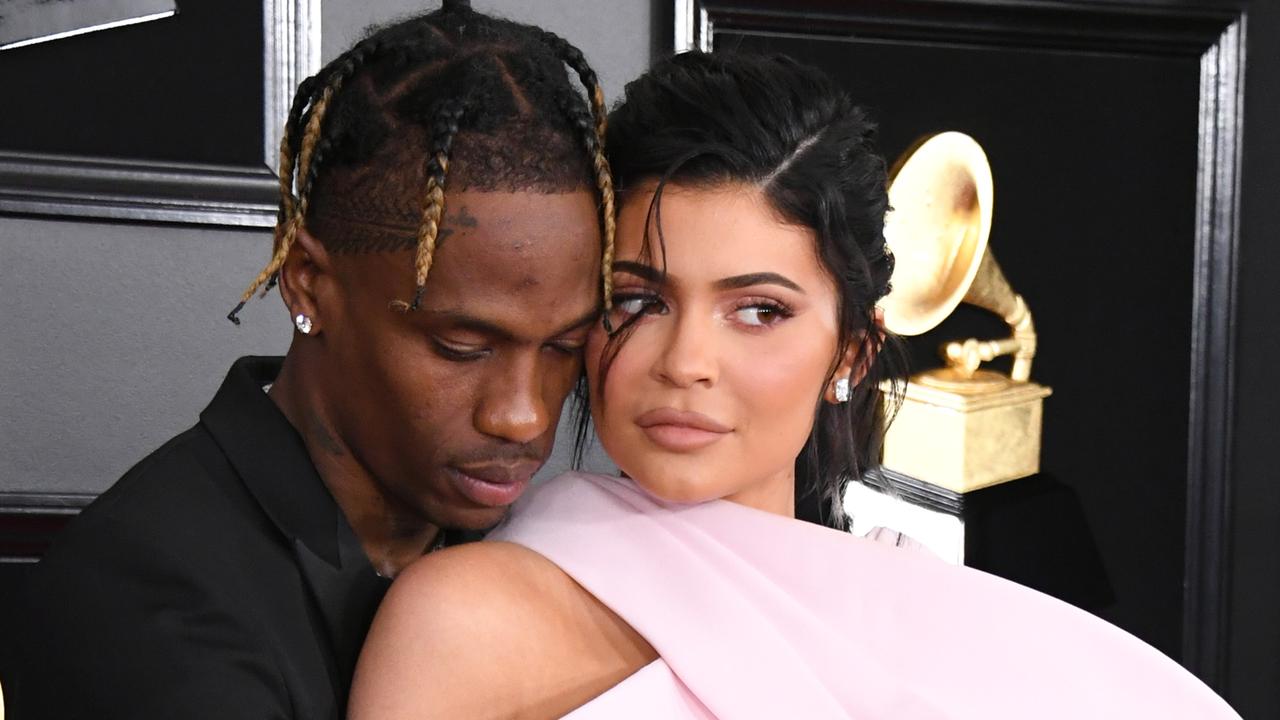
left=598, top=50, right=905, bottom=526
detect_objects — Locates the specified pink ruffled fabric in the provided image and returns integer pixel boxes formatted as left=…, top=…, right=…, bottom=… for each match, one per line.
left=488, top=472, right=1239, bottom=719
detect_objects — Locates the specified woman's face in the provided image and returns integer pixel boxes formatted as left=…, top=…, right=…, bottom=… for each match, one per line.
left=586, top=183, right=847, bottom=515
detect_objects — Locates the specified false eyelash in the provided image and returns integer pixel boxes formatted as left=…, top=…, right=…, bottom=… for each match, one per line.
left=732, top=297, right=795, bottom=318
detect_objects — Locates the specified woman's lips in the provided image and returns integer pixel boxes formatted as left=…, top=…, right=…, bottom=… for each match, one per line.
left=447, top=465, right=533, bottom=508
left=635, top=407, right=731, bottom=452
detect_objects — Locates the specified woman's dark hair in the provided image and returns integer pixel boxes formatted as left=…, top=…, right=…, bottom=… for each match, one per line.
left=587, top=51, right=906, bottom=527
left=228, top=0, right=615, bottom=321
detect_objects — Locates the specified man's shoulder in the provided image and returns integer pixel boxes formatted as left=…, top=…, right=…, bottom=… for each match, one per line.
left=2, top=420, right=330, bottom=719
left=38, top=423, right=277, bottom=583
left=97, top=423, right=233, bottom=503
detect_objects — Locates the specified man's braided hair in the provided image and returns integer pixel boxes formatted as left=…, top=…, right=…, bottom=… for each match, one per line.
left=228, top=0, right=615, bottom=322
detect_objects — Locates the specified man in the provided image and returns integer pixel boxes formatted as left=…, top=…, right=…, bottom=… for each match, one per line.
left=0, top=3, right=614, bottom=717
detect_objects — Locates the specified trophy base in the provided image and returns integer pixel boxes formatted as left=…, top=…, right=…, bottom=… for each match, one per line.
left=847, top=467, right=1114, bottom=610
left=882, top=373, right=1052, bottom=493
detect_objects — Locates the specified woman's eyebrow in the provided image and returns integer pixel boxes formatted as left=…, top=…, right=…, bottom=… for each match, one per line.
left=612, top=260, right=664, bottom=283
left=713, top=272, right=804, bottom=294
left=613, top=262, right=803, bottom=294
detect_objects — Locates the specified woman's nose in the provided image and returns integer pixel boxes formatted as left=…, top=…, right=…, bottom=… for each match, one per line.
left=650, top=310, right=718, bottom=389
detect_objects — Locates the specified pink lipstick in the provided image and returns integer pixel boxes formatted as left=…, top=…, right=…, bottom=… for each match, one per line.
left=635, top=408, right=731, bottom=452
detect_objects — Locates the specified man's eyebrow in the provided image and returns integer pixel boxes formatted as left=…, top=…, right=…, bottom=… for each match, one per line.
left=422, top=306, right=600, bottom=341
left=551, top=307, right=602, bottom=337
left=423, top=311, right=516, bottom=341
left=713, top=272, right=804, bottom=294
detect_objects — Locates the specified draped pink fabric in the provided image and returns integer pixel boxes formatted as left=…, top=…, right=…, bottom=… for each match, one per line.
left=487, top=472, right=1239, bottom=719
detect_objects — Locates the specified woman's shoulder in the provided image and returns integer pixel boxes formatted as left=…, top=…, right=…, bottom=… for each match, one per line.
left=392, top=536, right=559, bottom=605
left=349, top=534, right=655, bottom=719
left=488, top=471, right=657, bottom=542
left=514, top=470, right=634, bottom=507
left=357, top=539, right=573, bottom=666
left=384, top=471, right=638, bottom=622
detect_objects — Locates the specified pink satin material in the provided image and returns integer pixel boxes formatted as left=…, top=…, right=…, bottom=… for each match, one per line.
left=487, top=472, right=1239, bottom=719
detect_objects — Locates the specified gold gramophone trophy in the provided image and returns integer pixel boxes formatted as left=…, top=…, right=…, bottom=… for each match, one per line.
left=879, top=132, right=1051, bottom=494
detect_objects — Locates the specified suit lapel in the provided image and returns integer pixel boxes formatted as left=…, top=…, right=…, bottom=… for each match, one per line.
left=200, top=356, right=389, bottom=709
left=293, top=522, right=391, bottom=703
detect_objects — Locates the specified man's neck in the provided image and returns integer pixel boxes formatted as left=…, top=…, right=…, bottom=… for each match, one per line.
left=268, top=352, right=440, bottom=578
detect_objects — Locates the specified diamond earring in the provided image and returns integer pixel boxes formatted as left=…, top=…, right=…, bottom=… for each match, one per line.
left=294, top=313, right=313, bottom=335
left=834, top=377, right=851, bottom=403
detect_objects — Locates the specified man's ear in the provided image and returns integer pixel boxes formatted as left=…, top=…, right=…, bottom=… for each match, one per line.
left=277, top=226, right=334, bottom=336
left=822, top=307, right=886, bottom=404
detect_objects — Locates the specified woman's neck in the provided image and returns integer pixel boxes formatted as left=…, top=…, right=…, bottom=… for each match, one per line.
left=722, top=467, right=797, bottom=518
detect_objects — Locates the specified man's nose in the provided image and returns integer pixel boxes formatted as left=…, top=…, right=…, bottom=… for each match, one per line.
left=474, top=354, right=551, bottom=444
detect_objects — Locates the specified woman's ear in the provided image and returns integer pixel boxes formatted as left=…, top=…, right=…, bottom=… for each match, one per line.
left=278, top=226, right=334, bottom=336
left=823, top=307, right=885, bottom=404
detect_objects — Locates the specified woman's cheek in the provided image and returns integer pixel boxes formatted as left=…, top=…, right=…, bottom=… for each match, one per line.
left=586, top=329, right=647, bottom=444
left=730, top=331, right=830, bottom=448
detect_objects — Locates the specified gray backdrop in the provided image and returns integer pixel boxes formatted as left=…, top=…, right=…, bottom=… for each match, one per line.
left=0, top=0, right=653, bottom=494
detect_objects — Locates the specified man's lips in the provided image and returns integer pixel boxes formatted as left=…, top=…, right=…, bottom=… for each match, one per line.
left=635, top=407, right=731, bottom=452
left=447, top=463, right=538, bottom=508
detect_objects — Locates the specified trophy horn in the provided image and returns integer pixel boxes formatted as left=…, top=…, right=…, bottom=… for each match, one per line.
left=880, top=132, right=1037, bottom=383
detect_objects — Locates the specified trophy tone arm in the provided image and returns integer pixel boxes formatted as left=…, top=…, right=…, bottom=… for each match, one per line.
left=941, top=250, right=1038, bottom=383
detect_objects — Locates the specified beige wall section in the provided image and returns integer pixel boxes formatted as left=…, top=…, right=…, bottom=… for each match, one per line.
left=0, top=0, right=650, bottom=494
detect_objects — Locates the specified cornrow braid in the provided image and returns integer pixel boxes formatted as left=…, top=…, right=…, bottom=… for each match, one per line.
left=228, top=35, right=388, bottom=323
left=390, top=100, right=467, bottom=313
left=226, top=76, right=323, bottom=324
left=268, top=38, right=393, bottom=296
left=229, top=80, right=340, bottom=321
left=275, top=76, right=319, bottom=224
left=535, top=29, right=617, bottom=329
left=228, top=3, right=609, bottom=329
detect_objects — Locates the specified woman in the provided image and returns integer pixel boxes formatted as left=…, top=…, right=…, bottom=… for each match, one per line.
left=347, top=52, right=1239, bottom=719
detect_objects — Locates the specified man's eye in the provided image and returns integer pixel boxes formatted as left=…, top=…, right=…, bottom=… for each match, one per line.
left=432, top=338, right=488, bottom=361
left=547, top=341, right=585, bottom=356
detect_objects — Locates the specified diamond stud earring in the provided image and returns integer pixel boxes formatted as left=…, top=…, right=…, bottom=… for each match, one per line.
left=294, top=313, right=313, bottom=335
left=834, top=377, right=851, bottom=403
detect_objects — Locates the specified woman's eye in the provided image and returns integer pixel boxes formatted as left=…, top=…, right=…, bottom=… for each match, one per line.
left=733, top=302, right=792, bottom=327
left=617, top=297, right=652, bottom=315
left=613, top=294, right=665, bottom=318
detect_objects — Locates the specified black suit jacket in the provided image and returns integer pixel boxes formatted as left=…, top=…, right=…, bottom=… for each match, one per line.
left=0, top=357, right=389, bottom=719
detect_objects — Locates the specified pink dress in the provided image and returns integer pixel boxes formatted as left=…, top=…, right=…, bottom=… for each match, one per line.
left=486, top=472, right=1239, bottom=719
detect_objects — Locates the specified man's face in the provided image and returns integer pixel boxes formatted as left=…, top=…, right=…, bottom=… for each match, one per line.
left=312, top=190, right=601, bottom=530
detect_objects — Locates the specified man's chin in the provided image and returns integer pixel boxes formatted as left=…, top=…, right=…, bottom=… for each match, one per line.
left=438, top=503, right=514, bottom=533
